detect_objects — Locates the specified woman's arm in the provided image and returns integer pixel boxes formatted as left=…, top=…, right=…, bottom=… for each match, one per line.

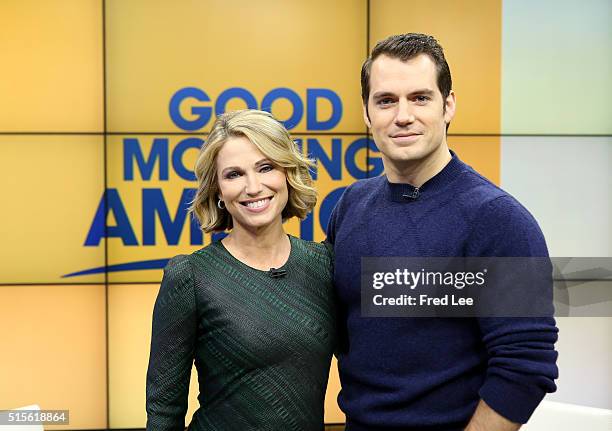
left=146, top=255, right=197, bottom=431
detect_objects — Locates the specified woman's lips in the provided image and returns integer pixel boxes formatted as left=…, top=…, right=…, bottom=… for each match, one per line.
left=240, top=197, right=272, bottom=213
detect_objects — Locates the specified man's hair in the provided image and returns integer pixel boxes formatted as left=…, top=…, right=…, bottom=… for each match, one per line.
left=189, top=109, right=317, bottom=233
left=361, top=33, right=452, bottom=108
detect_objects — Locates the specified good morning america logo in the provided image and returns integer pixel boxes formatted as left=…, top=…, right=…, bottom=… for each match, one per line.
left=169, top=87, right=343, bottom=131
left=63, top=86, right=383, bottom=278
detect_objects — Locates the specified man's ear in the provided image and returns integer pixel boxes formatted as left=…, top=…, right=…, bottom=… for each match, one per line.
left=444, top=90, right=456, bottom=124
left=363, top=103, right=372, bottom=128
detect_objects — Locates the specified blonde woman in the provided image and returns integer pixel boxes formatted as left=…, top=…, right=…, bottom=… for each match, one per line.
left=146, top=110, right=335, bottom=430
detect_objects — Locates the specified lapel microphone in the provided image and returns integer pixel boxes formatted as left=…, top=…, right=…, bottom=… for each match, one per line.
left=269, top=268, right=287, bottom=278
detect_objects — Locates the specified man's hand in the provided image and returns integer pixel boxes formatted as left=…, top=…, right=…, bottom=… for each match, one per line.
left=465, top=400, right=521, bottom=431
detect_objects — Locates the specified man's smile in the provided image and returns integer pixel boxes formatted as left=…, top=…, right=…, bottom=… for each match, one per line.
left=390, top=131, right=423, bottom=144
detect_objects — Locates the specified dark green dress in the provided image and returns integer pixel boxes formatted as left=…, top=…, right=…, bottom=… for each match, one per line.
left=146, top=235, right=336, bottom=430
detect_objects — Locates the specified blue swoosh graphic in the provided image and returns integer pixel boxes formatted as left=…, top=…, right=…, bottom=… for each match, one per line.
left=62, top=258, right=171, bottom=278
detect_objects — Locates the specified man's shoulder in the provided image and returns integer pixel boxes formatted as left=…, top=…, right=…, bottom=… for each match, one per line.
left=458, top=165, right=547, bottom=255
left=336, top=176, right=386, bottom=213
left=458, top=166, right=532, bottom=219
left=343, top=175, right=385, bottom=196
left=326, top=176, right=385, bottom=239
left=458, top=166, right=505, bottom=203
left=331, top=176, right=385, bottom=214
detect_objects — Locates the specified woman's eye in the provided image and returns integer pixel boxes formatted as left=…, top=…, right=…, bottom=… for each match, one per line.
left=260, top=164, right=274, bottom=173
left=225, top=171, right=240, bottom=179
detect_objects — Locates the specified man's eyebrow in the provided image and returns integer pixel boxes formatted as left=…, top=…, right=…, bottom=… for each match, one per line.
left=371, top=89, right=436, bottom=99
left=410, top=89, right=436, bottom=96
left=371, top=91, right=397, bottom=99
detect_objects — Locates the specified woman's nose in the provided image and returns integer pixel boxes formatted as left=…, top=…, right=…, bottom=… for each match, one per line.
left=245, top=173, right=263, bottom=195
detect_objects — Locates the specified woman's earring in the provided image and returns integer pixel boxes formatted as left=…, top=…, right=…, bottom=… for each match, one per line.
left=217, top=198, right=225, bottom=209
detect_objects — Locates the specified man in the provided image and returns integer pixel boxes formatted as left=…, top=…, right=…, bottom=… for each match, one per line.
left=326, top=33, right=558, bottom=431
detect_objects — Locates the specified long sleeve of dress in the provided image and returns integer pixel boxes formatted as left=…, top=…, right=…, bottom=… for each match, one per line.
left=146, top=255, right=197, bottom=430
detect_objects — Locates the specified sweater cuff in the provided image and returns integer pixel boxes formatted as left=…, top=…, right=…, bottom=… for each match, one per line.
left=479, top=374, right=546, bottom=424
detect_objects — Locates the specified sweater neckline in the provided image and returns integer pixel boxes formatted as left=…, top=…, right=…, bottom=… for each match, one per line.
left=385, top=150, right=464, bottom=203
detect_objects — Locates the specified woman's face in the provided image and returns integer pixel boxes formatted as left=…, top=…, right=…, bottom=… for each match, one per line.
left=216, top=136, right=288, bottom=233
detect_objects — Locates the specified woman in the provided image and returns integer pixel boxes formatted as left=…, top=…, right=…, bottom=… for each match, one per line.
left=146, top=109, right=335, bottom=430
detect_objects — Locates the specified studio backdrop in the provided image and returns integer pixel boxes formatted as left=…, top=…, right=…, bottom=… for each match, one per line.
left=1, top=0, right=610, bottom=429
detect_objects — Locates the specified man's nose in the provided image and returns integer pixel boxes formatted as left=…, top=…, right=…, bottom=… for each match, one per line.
left=245, top=173, right=263, bottom=196
left=395, top=99, right=415, bottom=126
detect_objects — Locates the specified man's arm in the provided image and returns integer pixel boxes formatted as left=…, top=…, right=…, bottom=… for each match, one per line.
left=465, top=400, right=520, bottom=431
left=465, top=196, right=558, bottom=426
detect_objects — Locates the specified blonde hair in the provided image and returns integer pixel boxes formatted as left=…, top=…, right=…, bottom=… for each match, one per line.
left=189, top=109, right=317, bottom=233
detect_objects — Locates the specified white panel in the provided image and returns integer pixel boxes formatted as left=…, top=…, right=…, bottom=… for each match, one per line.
left=501, top=137, right=612, bottom=257
left=501, top=0, right=612, bottom=134
left=502, top=137, right=611, bottom=409
left=546, top=316, right=612, bottom=409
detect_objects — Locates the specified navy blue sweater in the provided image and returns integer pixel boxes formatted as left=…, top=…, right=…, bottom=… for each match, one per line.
left=326, top=152, right=558, bottom=430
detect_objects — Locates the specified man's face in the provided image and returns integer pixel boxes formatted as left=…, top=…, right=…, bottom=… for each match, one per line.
left=364, top=54, right=455, bottom=173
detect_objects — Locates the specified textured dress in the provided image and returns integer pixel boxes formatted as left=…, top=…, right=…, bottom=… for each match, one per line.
left=146, top=235, right=336, bottom=431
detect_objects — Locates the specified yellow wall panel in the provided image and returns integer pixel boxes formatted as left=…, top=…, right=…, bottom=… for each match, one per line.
left=108, top=283, right=156, bottom=428
left=325, top=357, right=344, bottom=423
left=0, top=285, right=106, bottom=429
left=449, top=136, right=500, bottom=185
left=0, top=0, right=103, bottom=132
left=370, top=0, right=501, bottom=135
left=106, top=0, right=366, bottom=133
left=0, top=135, right=105, bottom=284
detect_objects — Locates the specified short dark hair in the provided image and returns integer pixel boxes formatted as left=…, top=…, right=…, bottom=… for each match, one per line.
left=361, top=33, right=452, bottom=107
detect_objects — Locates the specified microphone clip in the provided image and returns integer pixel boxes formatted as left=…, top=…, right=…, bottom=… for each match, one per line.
left=269, top=268, right=287, bottom=278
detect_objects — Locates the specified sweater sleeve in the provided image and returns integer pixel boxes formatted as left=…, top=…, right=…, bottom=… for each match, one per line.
left=146, top=255, right=197, bottom=430
left=467, top=196, right=559, bottom=424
